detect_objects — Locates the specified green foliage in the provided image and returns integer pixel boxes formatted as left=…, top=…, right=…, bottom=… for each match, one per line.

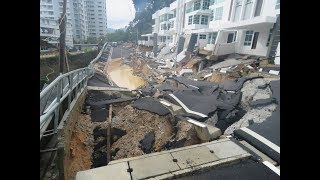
left=86, top=36, right=98, bottom=44
left=107, top=29, right=129, bottom=42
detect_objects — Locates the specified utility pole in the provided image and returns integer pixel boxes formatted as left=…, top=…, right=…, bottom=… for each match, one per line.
left=59, top=0, right=67, bottom=74
left=136, top=28, right=139, bottom=55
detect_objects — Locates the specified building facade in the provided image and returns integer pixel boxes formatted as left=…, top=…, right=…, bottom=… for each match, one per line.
left=140, top=0, right=280, bottom=59
left=72, top=0, right=88, bottom=43
left=40, top=0, right=74, bottom=48
left=40, top=0, right=108, bottom=47
left=86, top=0, right=108, bottom=40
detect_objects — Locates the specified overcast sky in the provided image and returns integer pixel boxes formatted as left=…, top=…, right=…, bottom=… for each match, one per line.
left=106, top=0, right=136, bottom=29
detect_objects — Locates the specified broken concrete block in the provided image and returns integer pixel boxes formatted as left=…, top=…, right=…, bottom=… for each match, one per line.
left=194, top=124, right=222, bottom=142
left=187, top=119, right=221, bottom=141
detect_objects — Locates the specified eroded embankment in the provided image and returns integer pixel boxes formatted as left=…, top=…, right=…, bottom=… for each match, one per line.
left=65, top=90, right=201, bottom=180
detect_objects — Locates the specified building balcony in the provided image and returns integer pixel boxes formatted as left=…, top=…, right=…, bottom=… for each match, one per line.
left=204, top=42, right=236, bottom=56
left=184, top=24, right=209, bottom=31
left=159, top=29, right=169, bottom=35
left=138, top=40, right=153, bottom=47
left=222, top=16, right=277, bottom=30
left=186, top=8, right=211, bottom=16
left=40, top=32, right=59, bottom=39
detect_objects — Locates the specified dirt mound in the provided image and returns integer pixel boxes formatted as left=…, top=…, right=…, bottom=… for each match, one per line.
left=111, top=105, right=174, bottom=160
left=207, top=72, right=235, bottom=83
left=130, top=59, right=152, bottom=81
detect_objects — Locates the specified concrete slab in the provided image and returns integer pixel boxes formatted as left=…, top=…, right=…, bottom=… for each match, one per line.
left=206, top=140, right=248, bottom=159
left=171, top=146, right=219, bottom=169
left=129, top=153, right=180, bottom=180
left=76, top=162, right=130, bottom=180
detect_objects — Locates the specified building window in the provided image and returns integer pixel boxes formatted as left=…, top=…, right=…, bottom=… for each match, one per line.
left=199, top=34, right=206, bottom=39
left=209, top=0, right=215, bottom=6
left=208, top=32, right=218, bottom=44
left=275, top=0, right=280, bottom=9
left=201, top=15, right=208, bottom=25
left=244, top=30, right=254, bottom=46
left=194, top=0, right=201, bottom=11
left=243, top=0, right=253, bottom=20
left=194, top=15, right=200, bottom=24
left=215, top=7, right=223, bottom=20
left=188, top=16, right=193, bottom=25
left=234, top=0, right=242, bottom=22
left=202, top=0, right=210, bottom=10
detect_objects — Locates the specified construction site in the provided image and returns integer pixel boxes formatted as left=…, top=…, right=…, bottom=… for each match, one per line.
left=40, top=39, right=280, bottom=179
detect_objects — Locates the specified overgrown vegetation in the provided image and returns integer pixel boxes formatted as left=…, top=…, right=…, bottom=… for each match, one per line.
left=40, top=50, right=98, bottom=90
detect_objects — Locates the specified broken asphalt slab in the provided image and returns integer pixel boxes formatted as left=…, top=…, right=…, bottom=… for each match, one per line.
left=87, top=73, right=111, bottom=87
left=132, top=97, right=170, bottom=116
left=269, top=80, right=280, bottom=104
left=86, top=91, right=136, bottom=106
left=139, top=131, right=155, bottom=154
left=219, top=76, right=263, bottom=91
left=234, top=106, right=280, bottom=164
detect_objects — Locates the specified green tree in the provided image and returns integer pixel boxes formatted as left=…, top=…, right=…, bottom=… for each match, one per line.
left=86, top=36, right=98, bottom=44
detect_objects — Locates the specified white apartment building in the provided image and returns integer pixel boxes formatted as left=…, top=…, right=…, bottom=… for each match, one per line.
left=141, top=0, right=280, bottom=59
left=72, top=0, right=88, bottom=42
left=86, top=0, right=108, bottom=39
left=40, top=0, right=74, bottom=48
left=41, top=0, right=108, bottom=47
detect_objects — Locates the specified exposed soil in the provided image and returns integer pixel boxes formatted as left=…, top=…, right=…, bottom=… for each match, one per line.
left=66, top=114, right=94, bottom=180
left=111, top=105, right=174, bottom=159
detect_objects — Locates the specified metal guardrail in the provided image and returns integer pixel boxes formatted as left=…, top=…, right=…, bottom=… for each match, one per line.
left=40, top=42, right=110, bottom=140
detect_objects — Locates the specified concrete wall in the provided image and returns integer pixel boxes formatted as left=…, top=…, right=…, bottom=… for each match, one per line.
left=57, top=88, right=87, bottom=179
left=236, top=24, right=273, bottom=56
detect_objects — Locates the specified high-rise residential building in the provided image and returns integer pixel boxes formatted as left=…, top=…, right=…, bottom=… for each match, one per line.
left=72, top=0, right=88, bottom=43
left=41, top=0, right=108, bottom=47
left=40, top=0, right=74, bottom=48
left=86, top=0, right=108, bottom=40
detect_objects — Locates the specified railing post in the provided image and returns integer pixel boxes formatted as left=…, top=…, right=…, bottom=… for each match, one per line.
left=54, top=80, right=62, bottom=133
left=67, top=74, right=73, bottom=110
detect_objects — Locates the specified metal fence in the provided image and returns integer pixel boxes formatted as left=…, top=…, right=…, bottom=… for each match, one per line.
left=40, top=42, right=110, bottom=140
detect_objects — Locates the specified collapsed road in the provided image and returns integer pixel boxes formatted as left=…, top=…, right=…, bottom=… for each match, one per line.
left=56, top=42, right=280, bottom=180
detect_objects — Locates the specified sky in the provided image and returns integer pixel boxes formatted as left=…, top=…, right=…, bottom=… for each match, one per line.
left=106, top=0, right=136, bottom=29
